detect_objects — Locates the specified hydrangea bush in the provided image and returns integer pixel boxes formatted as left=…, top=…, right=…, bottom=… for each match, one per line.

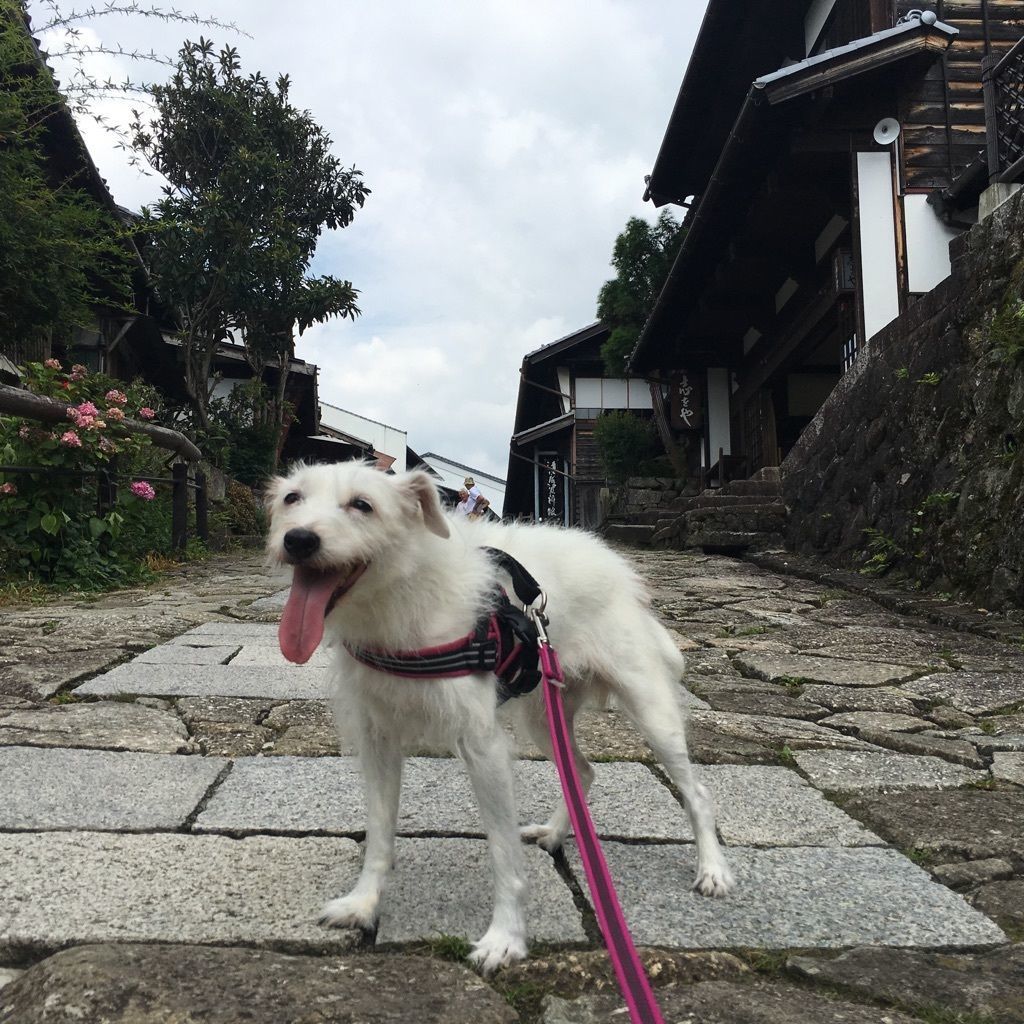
left=0, top=361, right=175, bottom=587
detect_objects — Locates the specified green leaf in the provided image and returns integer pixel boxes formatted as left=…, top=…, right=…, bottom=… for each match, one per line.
left=88, top=516, right=108, bottom=539
left=40, top=513, right=59, bottom=535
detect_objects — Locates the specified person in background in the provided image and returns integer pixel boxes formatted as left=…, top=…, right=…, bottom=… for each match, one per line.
left=455, top=488, right=474, bottom=516
left=464, top=477, right=488, bottom=516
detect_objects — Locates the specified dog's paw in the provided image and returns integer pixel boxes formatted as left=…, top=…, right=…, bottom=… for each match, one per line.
left=692, top=861, right=735, bottom=898
left=317, top=894, right=378, bottom=933
left=519, top=823, right=566, bottom=853
left=467, top=927, right=528, bottom=976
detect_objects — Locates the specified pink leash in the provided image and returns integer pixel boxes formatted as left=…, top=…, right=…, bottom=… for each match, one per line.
left=533, top=622, right=666, bottom=1024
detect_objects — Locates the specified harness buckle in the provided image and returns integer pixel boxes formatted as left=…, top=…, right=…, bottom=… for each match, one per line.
left=526, top=597, right=564, bottom=688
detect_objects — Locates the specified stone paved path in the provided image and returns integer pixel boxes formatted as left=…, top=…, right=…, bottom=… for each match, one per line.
left=2, top=549, right=1023, bottom=1023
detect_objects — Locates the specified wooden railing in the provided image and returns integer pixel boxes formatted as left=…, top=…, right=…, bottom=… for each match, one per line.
left=983, top=37, right=1024, bottom=185
left=0, top=382, right=207, bottom=552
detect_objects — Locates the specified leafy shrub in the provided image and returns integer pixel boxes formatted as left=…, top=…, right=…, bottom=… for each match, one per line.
left=223, top=480, right=266, bottom=536
left=0, top=361, right=171, bottom=587
left=593, top=411, right=661, bottom=485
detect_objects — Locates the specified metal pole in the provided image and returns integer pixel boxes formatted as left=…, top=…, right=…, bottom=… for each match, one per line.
left=171, top=462, right=188, bottom=554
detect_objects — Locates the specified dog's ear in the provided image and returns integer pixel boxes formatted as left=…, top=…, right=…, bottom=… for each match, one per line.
left=401, top=471, right=450, bottom=539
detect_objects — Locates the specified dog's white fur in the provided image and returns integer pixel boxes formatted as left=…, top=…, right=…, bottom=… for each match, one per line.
left=266, top=461, right=733, bottom=973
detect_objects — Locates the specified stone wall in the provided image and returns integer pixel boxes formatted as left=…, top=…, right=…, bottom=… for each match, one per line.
left=618, top=476, right=690, bottom=517
left=782, top=188, right=1024, bottom=608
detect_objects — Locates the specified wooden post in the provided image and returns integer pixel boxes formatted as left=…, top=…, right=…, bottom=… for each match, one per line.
left=171, top=462, right=188, bottom=554
left=195, top=470, right=209, bottom=543
left=982, top=53, right=1001, bottom=184
left=96, top=456, right=118, bottom=515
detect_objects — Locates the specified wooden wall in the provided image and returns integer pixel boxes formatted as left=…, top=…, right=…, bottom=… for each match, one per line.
left=897, top=0, right=1024, bottom=189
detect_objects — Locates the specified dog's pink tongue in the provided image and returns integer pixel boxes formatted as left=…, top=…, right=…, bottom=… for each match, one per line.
left=279, top=565, right=346, bottom=664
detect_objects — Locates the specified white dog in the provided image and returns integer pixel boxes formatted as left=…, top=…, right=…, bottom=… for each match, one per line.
left=266, top=461, right=733, bottom=974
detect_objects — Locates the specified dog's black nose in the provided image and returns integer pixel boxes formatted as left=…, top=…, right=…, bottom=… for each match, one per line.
left=283, top=528, right=321, bottom=561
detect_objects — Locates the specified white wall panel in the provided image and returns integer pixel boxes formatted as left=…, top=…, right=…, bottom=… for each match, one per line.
left=856, top=151, right=901, bottom=341
left=904, top=194, right=959, bottom=293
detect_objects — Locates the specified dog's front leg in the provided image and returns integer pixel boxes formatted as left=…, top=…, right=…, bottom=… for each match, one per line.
left=457, top=728, right=528, bottom=975
left=319, top=735, right=403, bottom=934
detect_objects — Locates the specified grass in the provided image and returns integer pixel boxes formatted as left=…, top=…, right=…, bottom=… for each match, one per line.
left=777, top=745, right=797, bottom=767
left=493, top=979, right=550, bottom=1020
left=901, top=846, right=938, bottom=868
left=961, top=777, right=997, bottom=791
left=418, top=933, right=473, bottom=962
left=50, top=690, right=82, bottom=705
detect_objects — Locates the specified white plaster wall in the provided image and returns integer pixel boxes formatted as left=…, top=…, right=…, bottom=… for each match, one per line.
left=573, top=378, right=653, bottom=410
left=707, top=367, right=731, bottom=459
left=856, top=151, right=901, bottom=341
left=904, top=194, right=960, bottom=293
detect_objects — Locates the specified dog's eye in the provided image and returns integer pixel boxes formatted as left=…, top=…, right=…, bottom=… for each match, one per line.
left=350, top=498, right=373, bottom=514
left=283, top=492, right=301, bottom=505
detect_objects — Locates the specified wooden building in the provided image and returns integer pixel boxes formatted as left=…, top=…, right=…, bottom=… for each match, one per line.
left=504, top=323, right=658, bottom=526
left=629, top=0, right=1024, bottom=479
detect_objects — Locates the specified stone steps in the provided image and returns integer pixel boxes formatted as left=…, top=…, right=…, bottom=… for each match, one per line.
left=603, top=523, right=656, bottom=546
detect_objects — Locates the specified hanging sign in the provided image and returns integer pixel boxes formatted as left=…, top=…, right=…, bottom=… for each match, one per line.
left=670, top=371, right=703, bottom=430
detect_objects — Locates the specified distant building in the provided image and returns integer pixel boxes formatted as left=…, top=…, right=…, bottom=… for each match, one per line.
left=308, top=402, right=409, bottom=470
left=504, top=323, right=656, bottom=527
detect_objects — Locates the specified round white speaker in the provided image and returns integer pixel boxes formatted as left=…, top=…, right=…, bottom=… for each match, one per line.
left=872, top=117, right=902, bottom=146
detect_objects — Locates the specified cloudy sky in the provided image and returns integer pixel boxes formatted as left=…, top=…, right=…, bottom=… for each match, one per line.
left=30, top=1, right=706, bottom=478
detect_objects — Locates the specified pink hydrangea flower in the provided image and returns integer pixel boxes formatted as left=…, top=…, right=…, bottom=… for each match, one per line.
left=60, top=430, right=82, bottom=448
left=70, top=364, right=88, bottom=381
left=106, top=406, right=125, bottom=422
left=104, top=389, right=127, bottom=405
left=77, top=401, right=99, bottom=417
left=137, top=407, right=156, bottom=421
left=130, top=481, right=156, bottom=501
left=0, top=482, right=17, bottom=496
left=43, top=358, right=61, bottom=370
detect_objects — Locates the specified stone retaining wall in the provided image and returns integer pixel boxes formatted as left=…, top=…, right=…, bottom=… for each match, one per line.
left=782, top=188, right=1024, bottom=608
left=618, top=476, right=689, bottom=517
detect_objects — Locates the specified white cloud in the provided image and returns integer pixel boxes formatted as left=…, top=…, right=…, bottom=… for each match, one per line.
left=28, top=0, right=705, bottom=480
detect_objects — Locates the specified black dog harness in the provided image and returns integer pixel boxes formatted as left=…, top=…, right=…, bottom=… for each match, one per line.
left=343, top=548, right=544, bottom=704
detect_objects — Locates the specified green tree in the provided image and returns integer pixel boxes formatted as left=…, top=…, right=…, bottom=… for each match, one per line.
left=129, top=38, right=369, bottom=434
left=596, top=210, right=685, bottom=376
left=0, top=0, right=133, bottom=352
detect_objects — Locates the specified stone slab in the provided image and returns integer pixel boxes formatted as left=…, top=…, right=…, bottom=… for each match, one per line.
left=231, top=644, right=332, bottom=668
left=909, top=671, right=1024, bottom=715
left=0, top=944, right=516, bottom=1024
left=734, top=653, right=922, bottom=688
left=0, top=700, right=191, bottom=753
left=841, top=788, right=1024, bottom=861
left=0, top=747, right=225, bottom=831
left=970, top=880, right=1024, bottom=938
left=855, top=728, right=986, bottom=769
left=194, top=758, right=877, bottom=847
left=793, top=749, right=985, bottom=792
left=0, top=832, right=364, bottom=959
left=788, top=945, right=1024, bottom=1024
left=992, top=751, right=1024, bottom=786
left=182, top=622, right=283, bottom=638
left=817, top=711, right=931, bottom=733
left=540, top=980, right=923, bottom=1024
left=563, top=844, right=1006, bottom=949
left=689, top=709, right=879, bottom=752
left=374, top=838, right=585, bottom=945
left=75, top=663, right=329, bottom=700
left=130, top=644, right=240, bottom=665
